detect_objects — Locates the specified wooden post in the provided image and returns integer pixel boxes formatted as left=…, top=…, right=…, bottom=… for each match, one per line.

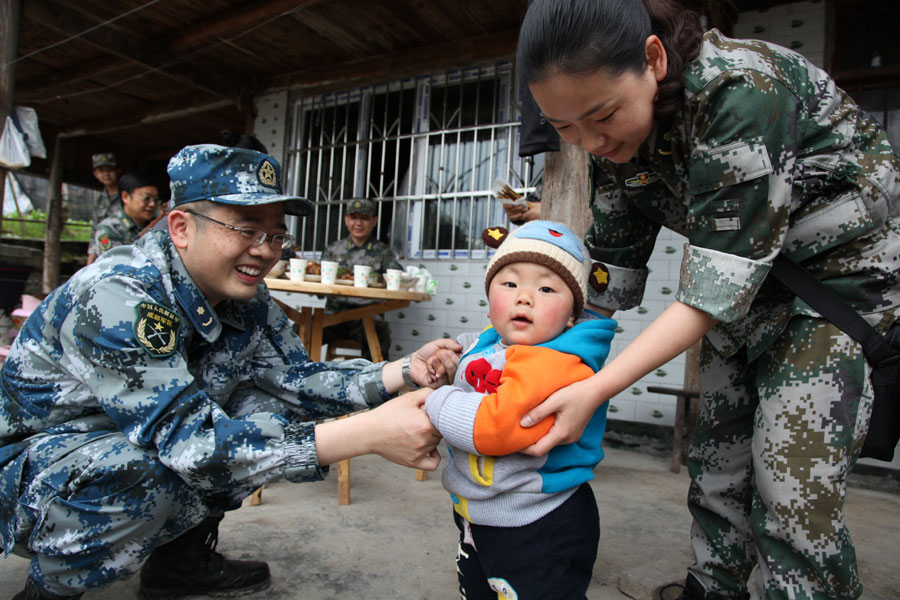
left=540, top=140, right=591, bottom=237
left=0, top=0, right=23, bottom=232
left=42, top=134, right=64, bottom=294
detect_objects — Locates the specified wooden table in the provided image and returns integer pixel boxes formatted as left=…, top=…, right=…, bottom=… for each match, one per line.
left=264, top=277, right=430, bottom=363
left=263, top=277, right=431, bottom=505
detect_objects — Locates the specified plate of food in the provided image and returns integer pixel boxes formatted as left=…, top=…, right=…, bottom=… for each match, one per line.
left=305, top=274, right=321, bottom=282
left=335, top=279, right=353, bottom=286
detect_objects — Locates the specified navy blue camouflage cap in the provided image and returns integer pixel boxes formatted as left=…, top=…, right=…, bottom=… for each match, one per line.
left=167, top=144, right=312, bottom=216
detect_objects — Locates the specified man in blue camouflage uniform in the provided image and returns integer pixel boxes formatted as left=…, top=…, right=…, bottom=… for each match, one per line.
left=516, top=1, right=900, bottom=598
left=321, top=197, right=405, bottom=360
left=86, top=153, right=122, bottom=265
left=0, top=144, right=457, bottom=600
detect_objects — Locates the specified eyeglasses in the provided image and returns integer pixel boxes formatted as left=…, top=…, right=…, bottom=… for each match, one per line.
left=133, top=194, right=160, bottom=204
left=184, top=210, right=295, bottom=249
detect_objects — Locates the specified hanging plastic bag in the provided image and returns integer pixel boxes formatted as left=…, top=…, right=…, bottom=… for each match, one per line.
left=15, top=107, right=46, bottom=159
left=0, top=116, right=31, bottom=169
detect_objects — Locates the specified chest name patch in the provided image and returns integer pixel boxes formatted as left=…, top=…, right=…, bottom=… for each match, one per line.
left=134, top=301, right=180, bottom=357
left=624, top=171, right=660, bottom=188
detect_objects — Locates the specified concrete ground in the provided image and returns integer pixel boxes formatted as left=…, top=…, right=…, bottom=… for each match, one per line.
left=2, top=446, right=899, bottom=600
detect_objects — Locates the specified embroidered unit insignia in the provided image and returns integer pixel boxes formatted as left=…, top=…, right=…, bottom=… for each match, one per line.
left=134, top=301, right=180, bottom=357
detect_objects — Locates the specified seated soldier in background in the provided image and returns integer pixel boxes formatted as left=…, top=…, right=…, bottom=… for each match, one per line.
left=321, top=198, right=404, bottom=360
left=92, top=172, right=160, bottom=257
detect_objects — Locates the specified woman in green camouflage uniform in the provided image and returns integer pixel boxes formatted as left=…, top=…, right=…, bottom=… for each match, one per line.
left=515, top=1, right=900, bottom=599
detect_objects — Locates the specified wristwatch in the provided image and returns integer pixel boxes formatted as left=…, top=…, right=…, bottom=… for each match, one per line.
left=401, top=353, right=419, bottom=389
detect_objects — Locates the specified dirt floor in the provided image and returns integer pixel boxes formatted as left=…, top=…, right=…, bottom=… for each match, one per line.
left=1, top=446, right=899, bottom=599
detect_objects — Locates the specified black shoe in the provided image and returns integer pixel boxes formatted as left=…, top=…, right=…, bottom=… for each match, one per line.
left=11, top=578, right=83, bottom=600
left=658, top=574, right=748, bottom=600
left=138, top=516, right=271, bottom=599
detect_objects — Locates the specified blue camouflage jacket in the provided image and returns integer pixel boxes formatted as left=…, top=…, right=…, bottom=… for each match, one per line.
left=0, top=230, right=389, bottom=553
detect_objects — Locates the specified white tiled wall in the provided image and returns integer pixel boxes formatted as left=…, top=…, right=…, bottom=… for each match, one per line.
left=388, top=227, right=691, bottom=428
left=732, top=0, right=827, bottom=68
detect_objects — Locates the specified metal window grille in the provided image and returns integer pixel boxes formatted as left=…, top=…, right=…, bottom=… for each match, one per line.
left=285, top=62, right=543, bottom=260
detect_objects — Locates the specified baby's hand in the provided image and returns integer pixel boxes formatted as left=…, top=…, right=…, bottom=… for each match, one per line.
left=425, top=348, right=460, bottom=386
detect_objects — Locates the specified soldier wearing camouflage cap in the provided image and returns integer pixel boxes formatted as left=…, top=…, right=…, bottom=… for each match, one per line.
left=0, top=144, right=460, bottom=600
left=87, top=152, right=122, bottom=264
left=517, top=1, right=900, bottom=599
left=320, top=197, right=404, bottom=360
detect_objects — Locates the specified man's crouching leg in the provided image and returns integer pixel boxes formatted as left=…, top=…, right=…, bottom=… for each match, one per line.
left=138, top=512, right=270, bottom=599
left=12, top=433, right=209, bottom=598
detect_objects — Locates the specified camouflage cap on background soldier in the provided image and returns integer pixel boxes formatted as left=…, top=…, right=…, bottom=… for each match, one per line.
left=345, top=198, right=377, bottom=216
left=91, top=153, right=117, bottom=169
left=167, top=144, right=313, bottom=217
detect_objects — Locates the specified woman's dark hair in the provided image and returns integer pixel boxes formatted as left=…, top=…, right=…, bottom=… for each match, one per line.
left=517, top=0, right=703, bottom=123
left=118, top=172, right=156, bottom=195
left=220, top=129, right=268, bottom=153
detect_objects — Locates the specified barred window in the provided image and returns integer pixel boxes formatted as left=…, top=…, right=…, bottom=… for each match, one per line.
left=285, top=63, right=543, bottom=259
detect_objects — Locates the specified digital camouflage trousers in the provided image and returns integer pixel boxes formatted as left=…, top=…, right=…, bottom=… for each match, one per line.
left=688, top=316, right=873, bottom=600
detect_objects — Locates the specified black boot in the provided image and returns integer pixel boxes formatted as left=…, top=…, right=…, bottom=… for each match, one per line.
left=658, top=574, right=744, bottom=600
left=138, top=515, right=271, bottom=599
left=11, top=578, right=83, bottom=600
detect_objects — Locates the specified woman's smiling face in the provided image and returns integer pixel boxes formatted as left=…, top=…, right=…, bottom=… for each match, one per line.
left=528, top=35, right=667, bottom=164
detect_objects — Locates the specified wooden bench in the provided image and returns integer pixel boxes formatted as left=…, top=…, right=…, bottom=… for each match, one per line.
left=646, top=385, right=700, bottom=473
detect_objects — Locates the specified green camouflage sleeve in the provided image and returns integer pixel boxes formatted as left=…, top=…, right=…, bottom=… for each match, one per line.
left=674, top=71, right=803, bottom=321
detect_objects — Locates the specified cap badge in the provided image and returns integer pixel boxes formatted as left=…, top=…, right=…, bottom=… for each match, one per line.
left=258, top=160, right=278, bottom=189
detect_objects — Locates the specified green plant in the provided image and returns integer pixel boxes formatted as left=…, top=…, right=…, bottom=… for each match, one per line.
left=1, top=210, right=91, bottom=242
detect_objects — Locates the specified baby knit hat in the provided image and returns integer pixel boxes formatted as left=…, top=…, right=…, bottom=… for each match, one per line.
left=482, top=220, right=591, bottom=317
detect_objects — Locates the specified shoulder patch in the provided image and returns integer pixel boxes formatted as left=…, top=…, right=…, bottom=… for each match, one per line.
left=589, top=262, right=610, bottom=294
left=134, top=301, right=180, bottom=357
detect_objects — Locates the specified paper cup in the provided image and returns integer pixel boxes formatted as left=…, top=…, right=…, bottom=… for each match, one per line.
left=289, top=258, right=308, bottom=282
left=353, top=264, right=372, bottom=287
left=385, top=269, right=403, bottom=291
left=321, top=261, right=339, bottom=285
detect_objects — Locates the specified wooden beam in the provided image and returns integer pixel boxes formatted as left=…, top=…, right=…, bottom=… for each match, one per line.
left=19, top=0, right=324, bottom=98
left=25, top=0, right=245, bottom=101
left=169, top=0, right=325, bottom=52
left=42, top=134, right=64, bottom=293
left=1, top=0, right=23, bottom=234
left=63, top=98, right=235, bottom=137
left=16, top=55, right=126, bottom=96
left=268, top=28, right=520, bottom=93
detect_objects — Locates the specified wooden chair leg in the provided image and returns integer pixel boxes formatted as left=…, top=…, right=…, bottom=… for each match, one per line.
left=337, top=414, right=351, bottom=505
left=337, top=457, right=351, bottom=505
left=671, top=394, right=687, bottom=474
